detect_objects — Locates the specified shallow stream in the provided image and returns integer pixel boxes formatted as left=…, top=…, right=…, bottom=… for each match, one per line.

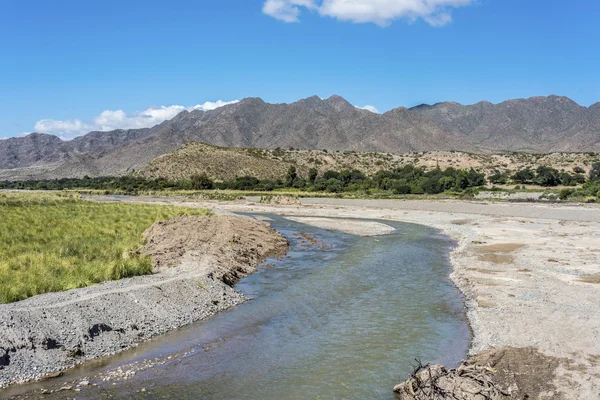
left=6, top=215, right=470, bottom=400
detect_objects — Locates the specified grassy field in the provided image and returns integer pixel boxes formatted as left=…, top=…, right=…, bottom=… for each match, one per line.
left=0, top=192, right=209, bottom=304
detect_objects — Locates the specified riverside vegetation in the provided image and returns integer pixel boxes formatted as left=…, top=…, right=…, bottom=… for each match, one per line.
left=0, top=192, right=209, bottom=304
left=2, top=162, right=600, bottom=201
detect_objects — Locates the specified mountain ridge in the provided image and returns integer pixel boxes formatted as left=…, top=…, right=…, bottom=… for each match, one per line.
left=1, top=94, right=598, bottom=179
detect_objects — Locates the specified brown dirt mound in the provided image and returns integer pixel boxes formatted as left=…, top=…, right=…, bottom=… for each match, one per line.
left=142, top=215, right=289, bottom=284
left=394, top=347, right=561, bottom=400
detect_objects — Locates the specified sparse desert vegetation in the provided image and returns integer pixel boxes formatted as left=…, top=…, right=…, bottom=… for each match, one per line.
left=0, top=192, right=209, bottom=303
left=137, top=142, right=599, bottom=183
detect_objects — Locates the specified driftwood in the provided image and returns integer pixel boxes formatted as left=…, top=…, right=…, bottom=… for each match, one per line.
left=393, top=359, right=511, bottom=400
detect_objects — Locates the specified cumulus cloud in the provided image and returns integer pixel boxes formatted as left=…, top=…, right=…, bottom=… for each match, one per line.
left=355, top=105, right=380, bottom=113
left=34, top=119, right=91, bottom=138
left=263, top=0, right=318, bottom=22
left=31, top=100, right=239, bottom=139
left=263, top=0, right=473, bottom=26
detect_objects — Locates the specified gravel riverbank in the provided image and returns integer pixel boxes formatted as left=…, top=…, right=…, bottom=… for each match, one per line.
left=0, top=215, right=288, bottom=388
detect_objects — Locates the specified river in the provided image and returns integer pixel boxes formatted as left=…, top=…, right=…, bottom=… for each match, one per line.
left=5, top=215, right=470, bottom=400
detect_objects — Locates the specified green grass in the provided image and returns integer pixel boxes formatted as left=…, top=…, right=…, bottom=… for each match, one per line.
left=0, top=192, right=210, bottom=304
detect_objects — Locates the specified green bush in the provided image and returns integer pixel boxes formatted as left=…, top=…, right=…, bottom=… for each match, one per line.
left=559, top=188, right=575, bottom=200
left=392, top=183, right=412, bottom=194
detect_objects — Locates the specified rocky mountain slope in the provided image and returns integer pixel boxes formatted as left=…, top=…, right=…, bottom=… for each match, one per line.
left=410, top=95, right=600, bottom=152
left=1, top=95, right=598, bottom=179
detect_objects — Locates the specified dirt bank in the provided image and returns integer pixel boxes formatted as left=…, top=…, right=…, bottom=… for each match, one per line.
left=0, top=215, right=288, bottom=388
left=90, top=196, right=600, bottom=399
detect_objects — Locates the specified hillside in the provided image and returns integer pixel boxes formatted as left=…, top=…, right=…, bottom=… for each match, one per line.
left=1, top=94, right=599, bottom=180
left=138, top=142, right=599, bottom=182
left=140, top=143, right=295, bottom=181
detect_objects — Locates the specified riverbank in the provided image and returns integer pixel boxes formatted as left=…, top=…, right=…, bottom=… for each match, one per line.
left=0, top=215, right=288, bottom=388
left=89, top=196, right=600, bottom=399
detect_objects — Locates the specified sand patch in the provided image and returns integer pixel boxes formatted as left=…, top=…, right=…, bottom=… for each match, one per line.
left=283, top=216, right=395, bottom=237
left=451, top=219, right=473, bottom=225
left=477, top=243, right=525, bottom=253
left=476, top=243, right=524, bottom=264
left=578, top=273, right=600, bottom=284
left=478, top=254, right=515, bottom=264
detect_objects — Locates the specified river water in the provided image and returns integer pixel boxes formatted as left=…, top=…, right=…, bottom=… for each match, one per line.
left=6, top=215, right=470, bottom=400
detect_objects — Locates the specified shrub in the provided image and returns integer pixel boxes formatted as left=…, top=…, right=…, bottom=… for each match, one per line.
left=190, top=174, right=214, bottom=190
left=308, top=167, right=318, bottom=183
left=589, top=163, right=600, bottom=181
left=392, top=183, right=412, bottom=195
left=325, top=178, right=343, bottom=193
left=512, top=168, right=535, bottom=184
left=535, top=166, right=560, bottom=187
left=559, top=188, right=575, bottom=200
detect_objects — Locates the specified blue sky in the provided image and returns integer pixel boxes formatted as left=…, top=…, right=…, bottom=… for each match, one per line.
left=1, top=0, right=599, bottom=139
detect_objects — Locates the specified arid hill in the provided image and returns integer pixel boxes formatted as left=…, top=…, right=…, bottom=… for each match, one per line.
left=139, top=142, right=598, bottom=181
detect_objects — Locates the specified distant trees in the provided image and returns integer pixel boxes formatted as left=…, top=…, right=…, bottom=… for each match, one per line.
left=488, top=170, right=509, bottom=185
left=285, top=166, right=298, bottom=187
left=0, top=164, right=488, bottom=196
left=534, top=166, right=560, bottom=187
left=590, top=163, right=600, bottom=181
left=190, top=174, right=214, bottom=190
left=511, top=168, right=535, bottom=184
left=308, top=168, right=318, bottom=184
left=509, top=166, right=588, bottom=187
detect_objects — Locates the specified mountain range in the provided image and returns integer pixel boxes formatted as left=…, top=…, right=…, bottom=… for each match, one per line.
left=1, top=94, right=599, bottom=180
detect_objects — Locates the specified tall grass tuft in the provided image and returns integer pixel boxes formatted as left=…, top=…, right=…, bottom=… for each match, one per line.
left=0, top=192, right=209, bottom=303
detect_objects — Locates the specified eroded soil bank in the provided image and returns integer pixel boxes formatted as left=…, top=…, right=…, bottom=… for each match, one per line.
left=0, top=215, right=288, bottom=388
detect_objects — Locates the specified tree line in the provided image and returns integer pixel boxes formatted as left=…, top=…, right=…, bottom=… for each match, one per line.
left=489, top=165, right=588, bottom=187
left=0, top=165, right=486, bottom=195
left=1, top=163, right=598, bottom=199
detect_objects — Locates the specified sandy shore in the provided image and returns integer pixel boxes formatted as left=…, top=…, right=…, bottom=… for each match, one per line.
left=283, top=216, right=395, bottom=236
left=89, top=195, right=600, bottom=399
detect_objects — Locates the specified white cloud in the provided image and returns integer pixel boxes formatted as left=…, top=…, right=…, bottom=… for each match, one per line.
left=263, top=0, right=473, bottom=26
left=34, top=119, right=91, bottom=138
left=356, top=105, right=380, bottom=113
left=192, top=100, right=240, bottom=111
left=263, top=0, right=318, bottom=23
left=31, top=100, right=239, bottom=140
